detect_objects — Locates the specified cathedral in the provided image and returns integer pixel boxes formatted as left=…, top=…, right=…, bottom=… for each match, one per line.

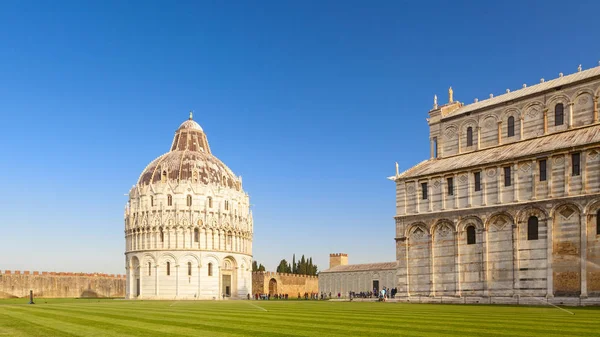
left=124, top=113, right=253, bottom=300
left=392, top=64, right=600, bottom=305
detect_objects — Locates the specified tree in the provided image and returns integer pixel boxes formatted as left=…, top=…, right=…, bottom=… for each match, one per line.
left=276, top=259, right=292, bottom=273
left=299, top=255, right=307, bottom=275
left=258, top=264, right=266, bottom=272
left=292, top=254, right=296, bottom=274
left=252, top=261, right=266, bottom=272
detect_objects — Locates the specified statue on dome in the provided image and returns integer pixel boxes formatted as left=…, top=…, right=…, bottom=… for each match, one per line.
left=448, top=87, right=454, bottom=103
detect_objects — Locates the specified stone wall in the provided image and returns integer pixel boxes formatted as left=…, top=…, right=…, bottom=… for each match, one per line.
left=252, top=272, right=318, bottom=297
left=318, top=269, right=396, bottom=296
left=0, top=270, right=126, bottom=299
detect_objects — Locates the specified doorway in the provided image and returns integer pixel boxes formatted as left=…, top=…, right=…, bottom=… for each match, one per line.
left=222, top=275, right=232, bottom=297
left=372, top=280, right=379, bottom=294
left=269, top=278, right=277, bottom=295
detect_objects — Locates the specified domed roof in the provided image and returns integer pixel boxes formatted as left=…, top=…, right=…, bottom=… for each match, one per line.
left=136, top=114, right=241, bottom=191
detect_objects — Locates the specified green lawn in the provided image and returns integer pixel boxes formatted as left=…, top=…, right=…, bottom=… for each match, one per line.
left=0, top=298, right=599, bottom=336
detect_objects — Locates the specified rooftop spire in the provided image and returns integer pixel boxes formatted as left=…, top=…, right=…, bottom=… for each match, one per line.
left=448, top=87, right=454, bottom=103
left=189, top=110, right=193, bottom=120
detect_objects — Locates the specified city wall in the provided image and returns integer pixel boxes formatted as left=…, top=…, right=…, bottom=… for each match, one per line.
left=252, top=272, right=318, bottom=297
left=0, top=270, right=126, bottom=298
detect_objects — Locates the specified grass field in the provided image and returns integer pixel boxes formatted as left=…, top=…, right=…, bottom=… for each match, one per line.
left=1, top=298, right=599, bottom=336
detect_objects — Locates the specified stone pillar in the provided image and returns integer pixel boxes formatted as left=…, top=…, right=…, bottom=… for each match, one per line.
left=454, top=223, right=461, bottom=297
left=519, top=115, right=524, bottom=139
left=458, top=131, right=462, bottom=154
left=543, top=108, right=548, bottom=134
left=176, top=265, right=180, bottom=297
left=594, top=96, right=599, bottom=123
left=430, top=138, right=434, bottom=159
left=476, top=126, right=481, bottom=150
left=512, top=223, right=520, bottom=297
left=467, top=171, right=472, bottom=207
left=497, top=121, right=502, bottom=145
left=441, top=177, right=446, bottom=211
left=497, top=166, right=502, bottom=204
left=582, top=151, right=587, bottom=194
left=482, top=171, right=487, bottom=206
left=513, top=162, right=519, bottom=202
left=581, top=212, right=588, bottom=298
left=568, top=102, right=574, bottom=129
left=546, top=217, right=553, bottom=298
left=429, top=233, right=434, bottom=297
left=483, top=226, right=489, bottom=297
left=415, top=181, right=420, bottom=213
left=564, top=153, right=570, bottom=196
left=198, top=265, right=202, bottom=299
left=428, top=178, right=433, bottom=212
left=454, top=174, right=459, bottom=209
left=547, top=156, right=553, bottom=198
left=531, top=160, right=537, bottom=200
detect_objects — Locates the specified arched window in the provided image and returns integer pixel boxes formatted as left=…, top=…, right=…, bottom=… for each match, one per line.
left=466, top=127, right=473, bottom=147
left=528, top=216, right=539, bottom=240
left=186, top=195, right=192, bottom=206
left=161, top=171, right=167, bottom=183
left=507, top=116, right=515, bottom=137
left=159, top=227, right=164, bottom=243
left=555, top=103, right=564, bottom=126
left=466, top=226, right=476, bottom=245
left=150, top=196, right=154, bottom=207
left=208, top=263, right=213, bottom=276
left=148, top=262, right=152, bottom=276
left=187, top=262, right=192, bottom=276
left=194, top=228, right=199, bottom=242
left=167, top=194, right=172, bottom=206
left=166, top=262, right=171, bottom=276
left=596, top=210, right=600, bottom=235
left=208, top=197, right=213, bottom=208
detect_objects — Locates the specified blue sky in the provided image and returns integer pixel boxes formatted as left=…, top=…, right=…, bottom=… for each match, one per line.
left=1, top=1, right=599, bottom=274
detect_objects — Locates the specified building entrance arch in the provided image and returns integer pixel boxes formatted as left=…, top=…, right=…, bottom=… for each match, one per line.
left=269, top=278, right=277, bottom=295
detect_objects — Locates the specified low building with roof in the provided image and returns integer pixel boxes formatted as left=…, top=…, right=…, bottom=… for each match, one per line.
left=318, top=254, right=397, bottom=296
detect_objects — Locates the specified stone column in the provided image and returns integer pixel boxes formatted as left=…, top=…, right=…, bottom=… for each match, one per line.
left=482, top=170, right=488, bottom=206
left=568, top=102, right=574, bottom=129
left=580, top=213, right=587, bottom=298
left=467, top=171, right=472, bottom=207
left=582, top=151, right=587, bottom=194
left=512, top=222, right=520, bottom=297
left=497, top=121, right=502, bottom=145
left=197, top=265, right=202, bottom=299
left=483, top=226, right=489, bottom=297
left=429, top=233, right=435, bottom=297
left=476, top=126, right=481, bottom=150
left=497, top=166, right=502, bottom=204
left=454, top=174, right=459, bottom=209
left=546, top=217, right=553, bottom=298
left=441, top=177, right=446, bottom=211
left=594, top=96, right=599, bottom=123
left=564, top=153, right=570, bottom=196
left=125, top=266, right=130, bottom=299
left=428, top=178, right=433, bottom=212
left=513, top=162, right=519, bottom=202
left=415, top=181, right=420, bottom=213
left=519, top=115, right=524, bottom=139
left=175, top=265, right=179, bottom=297
left=458, top=131, right=462, bottom=154
left=430, top=138, right=434, bottom=159
left=531, top=160, right=537, bottom=200
left=454, top=223, right=461, bottom=297
left=543, top=108, right=548, bottom=134
left=547, top=156, right=553, bottom=198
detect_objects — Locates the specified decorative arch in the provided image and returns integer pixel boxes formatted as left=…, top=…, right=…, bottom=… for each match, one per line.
left=571, top=88, right=595, bottom=102
left=457, top=216, right=484, bottom=232
left=405, top=222, right=429, bottom=238
left=547, top=93, right=571, bottom=106
left=550, top=202, right=583, bottom=220
left=516, top=206, right=549, bottom=224
left=158, top=252, right=178, bottom=265
left=501, top=107, right=521, bottom=120
left=142, top=253, right=157, bottom=265
left=583, top=198, right=600, bottom=215
left=485, top=211, right=515, bottom=230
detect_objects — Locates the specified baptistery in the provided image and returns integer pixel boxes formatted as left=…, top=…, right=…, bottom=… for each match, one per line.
left=125, top=113, right=253, bottom=299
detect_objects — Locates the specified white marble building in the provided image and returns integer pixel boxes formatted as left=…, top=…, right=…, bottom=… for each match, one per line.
left=392, top=64, right=600, bottom=305
left=124, top=113, right=253, bottom=300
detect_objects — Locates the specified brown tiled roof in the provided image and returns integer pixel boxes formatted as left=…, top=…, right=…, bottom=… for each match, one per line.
left=321, top=262, right=397, bottom=273
left=395, top=124, right=600, bottom=180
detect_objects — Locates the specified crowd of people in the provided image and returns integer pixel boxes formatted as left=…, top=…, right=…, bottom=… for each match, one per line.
left=250, top=288, right=397, bottom=301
